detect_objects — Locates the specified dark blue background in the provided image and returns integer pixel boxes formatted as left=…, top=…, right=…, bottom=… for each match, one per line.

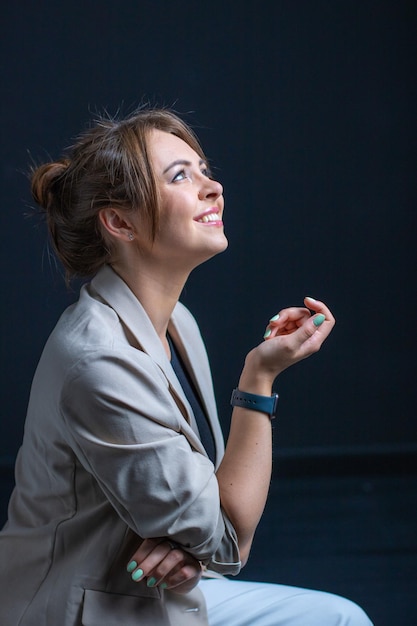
left=1, top=0, right=416, bottom=460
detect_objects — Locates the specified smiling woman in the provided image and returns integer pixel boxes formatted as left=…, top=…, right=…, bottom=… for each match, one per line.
left=0, top=107, right=373, bottom=626
left=101, top=129, right=228, bottom=300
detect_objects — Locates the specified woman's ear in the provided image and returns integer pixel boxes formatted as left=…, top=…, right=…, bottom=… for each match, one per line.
left=99, top=208, right=133, bottom=242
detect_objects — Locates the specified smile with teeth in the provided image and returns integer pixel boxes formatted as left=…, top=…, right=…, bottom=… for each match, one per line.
left=197, top=212, right=221, bottom=223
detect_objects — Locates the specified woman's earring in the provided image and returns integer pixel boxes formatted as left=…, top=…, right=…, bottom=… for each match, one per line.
left=128, top=233, right=134, bottom=241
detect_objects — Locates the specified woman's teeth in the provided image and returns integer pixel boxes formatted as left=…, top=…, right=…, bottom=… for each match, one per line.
left=198, top=213, right=219, bottom=223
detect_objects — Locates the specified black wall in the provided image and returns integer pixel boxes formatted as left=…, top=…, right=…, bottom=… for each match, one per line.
left=1, top=1, right=416, bottom=461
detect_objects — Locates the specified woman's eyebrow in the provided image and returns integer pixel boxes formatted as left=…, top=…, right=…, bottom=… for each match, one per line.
left=163, top=158, right=206, bottom=174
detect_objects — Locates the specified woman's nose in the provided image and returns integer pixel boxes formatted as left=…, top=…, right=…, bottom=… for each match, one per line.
left=198, top=176, right=223, bottom=201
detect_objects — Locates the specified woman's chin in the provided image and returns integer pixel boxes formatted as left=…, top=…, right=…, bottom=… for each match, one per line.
left=208, top=235, right=229, bottom=258
left=191, top=238, right=228, bottom=270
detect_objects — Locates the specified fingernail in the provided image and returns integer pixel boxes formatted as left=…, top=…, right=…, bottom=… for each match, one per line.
left=147, top=577, right=157, bottom=587
left=269, top=314, right=280, bottom=322
left=263, top=328, right=272, bottom=339
left=313, top=314, right=326, bottom=327
left=127, top=560, right=137, bottom=573
left=131, top=568, right=144, bottom=582
left=306, top=295, right=317, bottom=301
left=161, top=582, right=168, bottom=589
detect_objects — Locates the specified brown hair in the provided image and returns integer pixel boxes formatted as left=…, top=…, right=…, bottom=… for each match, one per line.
left=30, top=108, right=207, bottom=281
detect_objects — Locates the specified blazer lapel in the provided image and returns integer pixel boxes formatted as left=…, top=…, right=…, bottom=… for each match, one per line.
left=90, top=265, right=214, bottom=459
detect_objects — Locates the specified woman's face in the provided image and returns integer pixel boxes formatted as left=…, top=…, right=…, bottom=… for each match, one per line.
left=139, top=129, right=227, bottom=271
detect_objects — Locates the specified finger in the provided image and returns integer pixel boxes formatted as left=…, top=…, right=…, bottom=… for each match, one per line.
left=128, top=540, right=173, bottom=583
left=129, top=541, right=187, bottom=587
left=284, top=306, right=334, bottom=356
left=126, top=537, right=161, bottom=580
left=144, top=546, right=186, bottom=588
left=268, top=307, right=310, bottom=325
left=264, top=308, right=310, bottom=340
left=127, top=537, right=162, bottom=564
left=304, top=296, right=335, bottom=325
left=162, top=562, right=203, bottom=591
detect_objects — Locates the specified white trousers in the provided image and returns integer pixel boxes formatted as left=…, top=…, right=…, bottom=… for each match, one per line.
left=199, top=578, right=373, bottom=626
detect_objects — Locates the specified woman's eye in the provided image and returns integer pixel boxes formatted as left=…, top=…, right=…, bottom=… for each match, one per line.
left=171, top=166, right=212, bottom=182
left=172, top=170, right=187, bottom=182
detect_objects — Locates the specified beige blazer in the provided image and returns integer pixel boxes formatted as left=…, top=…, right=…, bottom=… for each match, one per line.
left=0, top=265, right=240, bottom=625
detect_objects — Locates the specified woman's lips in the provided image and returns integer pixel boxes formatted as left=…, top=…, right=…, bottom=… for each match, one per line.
left=194, top=207, right=223, bottom=224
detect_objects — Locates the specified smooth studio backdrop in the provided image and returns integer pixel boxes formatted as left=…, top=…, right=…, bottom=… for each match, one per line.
left=1, top=1, right=416, bottom=463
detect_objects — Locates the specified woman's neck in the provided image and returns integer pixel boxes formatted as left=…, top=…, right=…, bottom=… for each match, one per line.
left=111, top=260, right=189, bottom=354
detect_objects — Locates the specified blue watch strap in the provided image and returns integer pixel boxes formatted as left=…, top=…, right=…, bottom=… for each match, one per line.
left=230, top=388, right=279, bottom=419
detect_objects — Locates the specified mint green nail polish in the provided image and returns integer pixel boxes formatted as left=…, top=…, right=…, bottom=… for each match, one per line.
left=313, top=314, right=326, bottom=327
left=147, top=577, right=157, bottom=588
left=161, top=582, right=168, bottom=589
left=263, top=328, right=272, bottom=339
left=131, top=568, right=144, bottom=582
left=269, top=314, right=280, bottom=322
left=127, top=560, right=137, bottom=573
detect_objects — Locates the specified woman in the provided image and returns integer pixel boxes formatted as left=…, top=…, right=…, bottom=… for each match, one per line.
left=0, top=108, right=373, bottom=625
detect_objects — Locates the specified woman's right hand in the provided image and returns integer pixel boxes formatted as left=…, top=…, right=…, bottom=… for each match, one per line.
left=127, top=538, right=203, bottom=595
left=240, top=296, right=335, bottom=390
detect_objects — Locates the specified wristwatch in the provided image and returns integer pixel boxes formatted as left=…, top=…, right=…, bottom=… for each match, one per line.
left=230, top=388, right=279, bottom=419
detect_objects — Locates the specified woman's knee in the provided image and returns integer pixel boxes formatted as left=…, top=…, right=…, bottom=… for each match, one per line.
left=199, top=579, right=373, bottom=626
left=301, top=590, right=373, bottom=626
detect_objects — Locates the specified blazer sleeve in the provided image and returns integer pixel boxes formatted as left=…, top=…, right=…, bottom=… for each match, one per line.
left=60, top=347, right=241, bottom=575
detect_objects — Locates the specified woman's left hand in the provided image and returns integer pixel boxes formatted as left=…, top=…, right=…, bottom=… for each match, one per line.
left=127, top=538, right=203, bottom=594
left=241, top=296, right=335, bottom=387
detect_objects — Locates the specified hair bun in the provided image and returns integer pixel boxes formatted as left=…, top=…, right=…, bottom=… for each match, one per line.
left=31, top=159, right=70, bottom=210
